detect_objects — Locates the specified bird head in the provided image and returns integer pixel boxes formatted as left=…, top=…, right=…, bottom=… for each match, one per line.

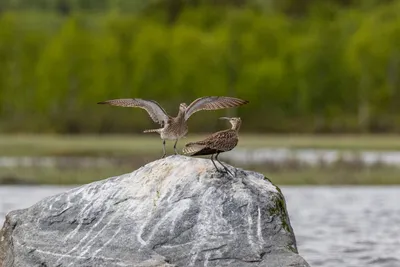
left=179, top=103, right=188, bottom=112
left=219, top=117, right=242, bottom=130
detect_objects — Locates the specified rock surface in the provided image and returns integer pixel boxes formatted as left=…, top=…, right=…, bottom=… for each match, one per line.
left=0, top=155, right=310, bottom=267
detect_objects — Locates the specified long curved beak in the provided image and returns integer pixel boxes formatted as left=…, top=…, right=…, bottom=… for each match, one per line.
left=219, top=117, right=230, bottom=120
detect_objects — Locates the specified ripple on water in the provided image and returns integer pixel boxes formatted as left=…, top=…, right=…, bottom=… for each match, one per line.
left=368, top=257, right=400, bottom=266
left=343, top=247, right=370, bottom=254
left=310, top=258, right=346, bottom=267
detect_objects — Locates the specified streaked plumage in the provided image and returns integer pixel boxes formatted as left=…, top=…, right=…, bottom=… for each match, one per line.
left=98, top=97, right=248, bottom=158
left=183, top=117, right=242, bottom=174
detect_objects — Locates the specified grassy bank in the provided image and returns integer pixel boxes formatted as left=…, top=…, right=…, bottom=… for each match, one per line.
left=1, top=134, right=400, bottom=185
left=1, top=165, right=399, bottom=186
left=2, top=134, right=400, bottom=157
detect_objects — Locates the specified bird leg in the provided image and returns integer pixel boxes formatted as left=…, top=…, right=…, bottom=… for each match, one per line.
left=215, top=153, right=234, bottom=176
left=161, top=140, right=166, bottom=158
left=210, top=154, right=222, bottom=172
left=173, top=140, right=179, bottom=155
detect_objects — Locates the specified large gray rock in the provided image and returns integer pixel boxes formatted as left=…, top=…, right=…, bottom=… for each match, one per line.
left=0, top=155, right=309, bottom=267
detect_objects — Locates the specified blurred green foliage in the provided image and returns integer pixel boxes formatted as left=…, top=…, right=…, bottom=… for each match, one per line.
left=1, top=1, right=400, bottom=133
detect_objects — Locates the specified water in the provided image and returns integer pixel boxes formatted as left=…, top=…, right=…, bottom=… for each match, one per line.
left=3, top=148, right=400, bottom=168
left=1, top=185, right=399, bottom=267
left=228, top=148, right=400, bottom=167
left=283, top=186, right=400, bottom=267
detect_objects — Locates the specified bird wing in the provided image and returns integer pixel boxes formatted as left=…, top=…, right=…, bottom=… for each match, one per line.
left=205, top=130, right=238, bottom=150
left=184, top=130, right=238, bottom=154
left=98, top=98, right=169, bottom=126
left=184, top=96, right=249, bottom=121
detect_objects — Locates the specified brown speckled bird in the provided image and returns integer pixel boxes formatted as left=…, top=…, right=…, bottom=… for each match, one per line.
left=182, top=117, right=241, bottom=174
left=97, top=97, right=248, bottom=158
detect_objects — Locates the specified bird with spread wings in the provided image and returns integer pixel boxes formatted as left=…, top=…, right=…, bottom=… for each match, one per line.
left=98, top=96, right=248, bottom=158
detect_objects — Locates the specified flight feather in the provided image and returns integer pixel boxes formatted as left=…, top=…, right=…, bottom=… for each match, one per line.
left=97, top=98, right=169, bottom=126
left=184, top=96, right=248, bottom=121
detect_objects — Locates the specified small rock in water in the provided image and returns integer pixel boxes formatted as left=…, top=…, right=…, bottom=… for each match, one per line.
left=0, top=155, right=309, bottom=267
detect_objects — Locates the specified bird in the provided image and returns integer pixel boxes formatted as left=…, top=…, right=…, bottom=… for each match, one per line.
left=182, top=117, right=242, bottom=175
left=97, top=97, right=248, bottom=158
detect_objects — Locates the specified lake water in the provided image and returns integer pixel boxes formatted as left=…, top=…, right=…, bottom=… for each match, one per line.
left=1, top=185, right=399, bottom=267
left=3, top=148, right=400, bottom=168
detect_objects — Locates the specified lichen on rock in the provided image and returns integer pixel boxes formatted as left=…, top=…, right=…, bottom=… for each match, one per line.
left=0, top=155, right=309, bottom=267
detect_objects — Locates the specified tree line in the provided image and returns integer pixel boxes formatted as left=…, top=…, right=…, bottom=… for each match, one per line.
left=1, top=1, right=400, bottom=133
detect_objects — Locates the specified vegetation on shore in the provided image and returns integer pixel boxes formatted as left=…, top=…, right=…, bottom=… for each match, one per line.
left=2, top=134, right=400, bottom=157
left=1, top=1, right=400, bottom=133
left=1, top=161, right=399, bottom=186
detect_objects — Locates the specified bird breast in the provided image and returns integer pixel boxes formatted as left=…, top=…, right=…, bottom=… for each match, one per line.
left=160, top=120, right=188, bottom=140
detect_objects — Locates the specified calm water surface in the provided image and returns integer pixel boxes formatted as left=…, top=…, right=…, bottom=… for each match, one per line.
left=4, top=148, right=400, bottom=168
left=0, top=185, right=399, bottom=267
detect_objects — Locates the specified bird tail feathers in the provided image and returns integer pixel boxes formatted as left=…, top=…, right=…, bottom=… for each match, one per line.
left=143, top=128, right=161, bottom=134
left=182, top=142, right=206, bottom=155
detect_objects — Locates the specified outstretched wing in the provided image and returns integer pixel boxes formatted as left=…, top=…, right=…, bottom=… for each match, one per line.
left=184, top=96, right=249, bottom=121
left=98, top=98, right=169, bottom=126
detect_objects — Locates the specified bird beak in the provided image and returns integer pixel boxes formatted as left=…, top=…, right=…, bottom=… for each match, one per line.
left=219, top=117, right=230, bottom=120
